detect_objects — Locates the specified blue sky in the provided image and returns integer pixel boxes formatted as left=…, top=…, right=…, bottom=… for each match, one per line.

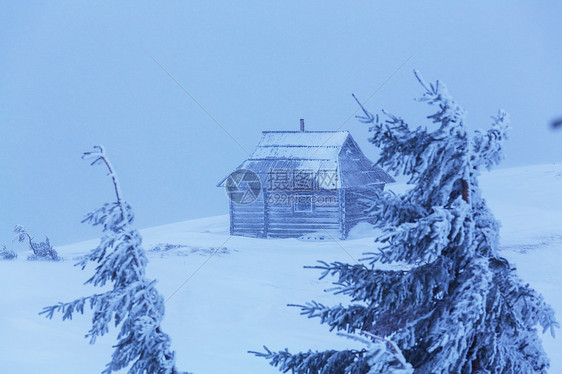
left=1, top=1, right=561, bottom=246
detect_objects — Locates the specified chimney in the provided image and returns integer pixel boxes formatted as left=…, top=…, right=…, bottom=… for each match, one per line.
left=300, top=118, right=305, bottom=132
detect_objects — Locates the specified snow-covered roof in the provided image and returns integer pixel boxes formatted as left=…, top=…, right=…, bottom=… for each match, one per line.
left=259, top=130, right=351, bottom=148
left=247, top=131, right=348, bottom=161
left=217, top=131, right=394, bottom=189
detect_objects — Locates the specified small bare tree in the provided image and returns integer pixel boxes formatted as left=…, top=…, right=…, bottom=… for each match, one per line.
left=14, top=225, right=61, bottom=261
left=0, top=244, right=17, bottom=260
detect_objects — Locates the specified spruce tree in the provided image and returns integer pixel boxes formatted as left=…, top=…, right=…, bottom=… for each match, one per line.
left=254, top=72, right=558, bottom=373
left=41, top=146, right=188, bottom=374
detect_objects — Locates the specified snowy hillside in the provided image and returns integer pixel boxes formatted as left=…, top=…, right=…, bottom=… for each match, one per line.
left=1, top=163, right=561, bottom=373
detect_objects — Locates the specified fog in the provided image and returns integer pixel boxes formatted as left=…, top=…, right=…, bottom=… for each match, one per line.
left=1, top=1, right=561, bottom=246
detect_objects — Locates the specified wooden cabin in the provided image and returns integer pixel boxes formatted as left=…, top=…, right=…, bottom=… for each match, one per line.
left=217, top=123, right=394, bottom=239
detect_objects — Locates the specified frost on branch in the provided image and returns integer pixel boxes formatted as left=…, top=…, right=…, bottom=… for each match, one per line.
left=40, top=146, right=189, bottom=374
left=251, top=331, right=413, bottom=374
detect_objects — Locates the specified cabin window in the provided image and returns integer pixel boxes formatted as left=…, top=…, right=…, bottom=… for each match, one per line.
left=294, top=195, right=313, bottom=213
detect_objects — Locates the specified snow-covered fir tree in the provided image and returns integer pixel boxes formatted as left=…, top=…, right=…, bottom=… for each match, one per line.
left=255, top=71, right=558, bottom=373
left=41, top=146, right=188, bottom=374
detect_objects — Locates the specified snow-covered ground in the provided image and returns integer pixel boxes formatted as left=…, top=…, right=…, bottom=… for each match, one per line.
left=1, top=163, right=561, bottom=373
